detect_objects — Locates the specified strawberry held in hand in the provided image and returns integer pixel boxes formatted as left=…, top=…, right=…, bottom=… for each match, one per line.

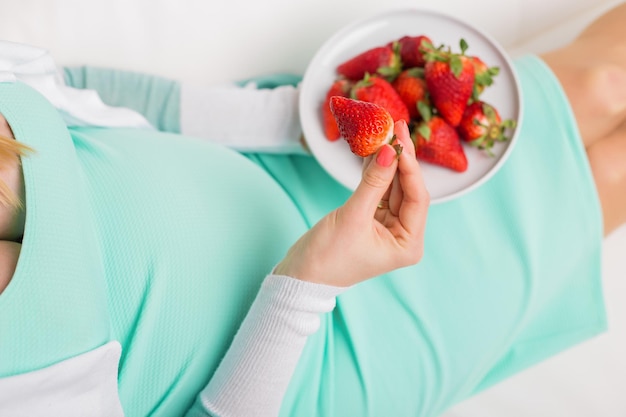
left=424, top=39, right=475, bottom=127
left=329, top=96, right=397, bottom=157
left=457, top=101, right=516, bottom=154
left=337, top=45, right=402, bottom=81
left=414, top=102, right=468, bottom=172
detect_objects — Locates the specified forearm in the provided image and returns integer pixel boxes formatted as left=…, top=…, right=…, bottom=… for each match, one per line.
left=186, top=274, right=346, bottom=417
left=179, top=81, right=304, bottom=154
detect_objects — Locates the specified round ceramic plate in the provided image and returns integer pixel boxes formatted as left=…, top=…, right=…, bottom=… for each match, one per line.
left=299, top=7, right=523, bottom=204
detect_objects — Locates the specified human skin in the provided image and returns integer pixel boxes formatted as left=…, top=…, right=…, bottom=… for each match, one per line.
left=541, top=2, right=626, bottom=234
left=274, top=120, right=430, bottom=286
left=0, top=115, right=22, bottom=294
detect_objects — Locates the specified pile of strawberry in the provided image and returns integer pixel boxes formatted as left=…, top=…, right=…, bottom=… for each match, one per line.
left=322, top=35, right=515, bottom=172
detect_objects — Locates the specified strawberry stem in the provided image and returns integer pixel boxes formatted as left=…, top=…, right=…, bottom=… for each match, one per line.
left=460, top=38, right=469, bottom=55
left=393, top=143, right=403, bottom=157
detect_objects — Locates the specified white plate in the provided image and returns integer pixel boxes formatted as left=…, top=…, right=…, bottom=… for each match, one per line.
left=299, top=7, right=523, bottom=204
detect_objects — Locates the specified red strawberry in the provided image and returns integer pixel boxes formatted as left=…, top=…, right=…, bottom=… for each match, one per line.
left=392, top=68, right=429, bottom=119
left=424, top=39, right=475, bottom=127
left=352, top=74, right=410, bottom=123
left=322, top=79, right=352, bottom=141
left=329, top=96, right=396, bottom=157
left=457, top=101, right=516, bottom=155
left=336, top=45, right=401, bottom=81
left=390, top=35, right=433, bottom=68
left=471, top=56, right=500, bottom=98
left=413, top=102, right=468, bottom=172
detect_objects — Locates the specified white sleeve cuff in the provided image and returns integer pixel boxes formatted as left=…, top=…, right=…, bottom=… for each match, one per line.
left=193, top=274, right=347, bottom=417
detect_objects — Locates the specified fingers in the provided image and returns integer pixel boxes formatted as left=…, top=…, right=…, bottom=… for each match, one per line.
left=396, top=125, right=430, bottom=234
left=345, top=143, right=399, bottom=219
left=388, top=120, right=413, bottom=214
left=393, top=120, right=415, bottom=157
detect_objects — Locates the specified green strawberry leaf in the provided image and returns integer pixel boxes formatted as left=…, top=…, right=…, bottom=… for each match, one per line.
left=488, top=66, right=500, bottom=76
left=417, top=101, right=432, bottom=122
left=471, top=84, right=480, bottom=102
left=377, top=65, right=400, bottom=81
left=475, top=72, right=493, bottom=86
left=417, top=124, right=431, bottom=141
left=450, top=55, right=463, bottom=78
left=420, top=40, right=435, bottom=51
left=502, top=119, right=517, bottom=129
left=483, top=103, right=496, bottom=120
left=391, top=40, right=401, bottom=55
left=406, top=67, right=425, bottom=78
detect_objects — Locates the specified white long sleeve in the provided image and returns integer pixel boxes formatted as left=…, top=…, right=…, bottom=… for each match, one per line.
left=180, top=82, right=305, bottom=154
left=187, top=274, right=347, bottom=417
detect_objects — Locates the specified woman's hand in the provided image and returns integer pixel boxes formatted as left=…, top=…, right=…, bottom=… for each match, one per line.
left=274, top=120, right=430, bottom=287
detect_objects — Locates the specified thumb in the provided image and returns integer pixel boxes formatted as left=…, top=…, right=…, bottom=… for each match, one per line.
left=344, top=143, right=399, bottom=218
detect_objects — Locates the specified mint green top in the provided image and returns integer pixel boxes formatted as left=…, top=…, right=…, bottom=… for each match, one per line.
left=0, top=81, right=307, bottom=415
left=0, top=55, right=606, bottom=417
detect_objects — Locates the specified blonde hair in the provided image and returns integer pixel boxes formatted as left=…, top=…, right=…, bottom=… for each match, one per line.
left=0, top=134, right=33, bottom=208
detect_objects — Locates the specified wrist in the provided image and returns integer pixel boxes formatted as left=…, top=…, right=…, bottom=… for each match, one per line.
left=272, top=259, right=345, bottom=288
left=273, top=258, right=314, bottom=283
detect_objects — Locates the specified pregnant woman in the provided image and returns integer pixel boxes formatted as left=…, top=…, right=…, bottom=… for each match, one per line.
left=1, top=3, right=625, bottom=416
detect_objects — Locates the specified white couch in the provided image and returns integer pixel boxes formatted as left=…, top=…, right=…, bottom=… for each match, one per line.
left=2, top=0, right=625, bottom=415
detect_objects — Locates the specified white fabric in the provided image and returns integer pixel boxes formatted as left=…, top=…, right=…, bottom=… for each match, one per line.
left=180, top=82, right=304, bottom=154
left=0, top=274, right=346, bottom=417
left=0, top=40, right=151, bottom=129
left=0, top=0, right=614, bottom=87
left=0, top=40, right=304, bottom=154
left=188, top=274, right=347, bottom=417
left=0, top=341, right=124, bottom=417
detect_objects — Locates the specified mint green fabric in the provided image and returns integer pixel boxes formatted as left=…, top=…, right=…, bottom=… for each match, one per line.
left=72, top=127, right=307, bottom=416
left=0, top=82, right=112, bottom=377
left=0, top=53, right=605, bottom=417
left=63, top=66, right=181, bottom=133
left=0, top=82, right=307, bottom=416
left=237, top=73, right=302, bottom=89
left=272, top=55, right=606, bottom=417
left=63, top=55, right=607, bottom=415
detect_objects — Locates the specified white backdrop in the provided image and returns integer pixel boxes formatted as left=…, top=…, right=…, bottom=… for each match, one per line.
left=1, top=0, right=625, bottom=415
left=0, top=0, right=620, bottom=85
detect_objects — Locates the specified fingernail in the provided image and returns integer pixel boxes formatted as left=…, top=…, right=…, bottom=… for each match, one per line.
left=376, top=145, right=396, bottom=167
